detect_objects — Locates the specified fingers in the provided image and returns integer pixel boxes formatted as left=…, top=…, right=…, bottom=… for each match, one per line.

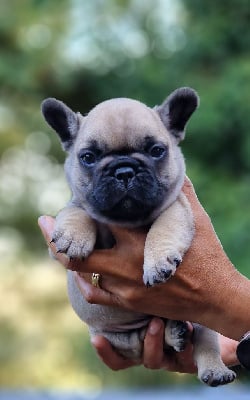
left=91, top=321, right=197, bottom=374
left=143, top=318, right=165, bottom=369
left=38, top=214, right=146, bottom=253
left=91, top=335, right=139, bottom=371
left=182, top=177, right=212, bottom=228
left=38, top=215, right=55, bottom=244
left=182, top=176, right=202, bottom=209
left=164, top=342, right=196, bottom=373
left=143, top=319, right=196, bottom=373
left=70, top=250, right=119, bottom=274
left=38, top=215, right=70, bottom=268
left=38, top=215, right=118, bottom=273
left=219, top=334, right=239, bottom=367
left=74, top=272, right=122, bottom=307
left=72, top=275, right=196, bottom=373
left=38, top=215, right=144, bottom=277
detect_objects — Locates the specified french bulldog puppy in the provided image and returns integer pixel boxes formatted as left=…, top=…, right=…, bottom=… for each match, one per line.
left=42, top=88, right=236, bottom=386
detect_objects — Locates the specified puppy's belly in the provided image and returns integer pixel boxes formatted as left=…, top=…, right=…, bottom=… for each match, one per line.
left=67, top=270, right=150, bottom=333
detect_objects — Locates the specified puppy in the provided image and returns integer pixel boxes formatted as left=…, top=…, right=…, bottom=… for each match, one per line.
left=42, top=88, right=236, bottom=386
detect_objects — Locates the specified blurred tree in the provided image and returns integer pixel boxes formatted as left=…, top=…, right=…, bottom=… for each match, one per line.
left=178, top=0, right=250, bottom=172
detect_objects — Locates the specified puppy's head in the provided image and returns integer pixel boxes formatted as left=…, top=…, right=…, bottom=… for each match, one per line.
left=42, top=88, right=199, bottom=227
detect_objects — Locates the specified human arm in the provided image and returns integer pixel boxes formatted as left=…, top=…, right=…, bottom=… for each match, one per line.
left=38, top=178, right=250, bottom=341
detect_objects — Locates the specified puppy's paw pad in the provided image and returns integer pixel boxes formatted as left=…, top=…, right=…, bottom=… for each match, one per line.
left=165, top=320, right=189, bottom=352
left=200, top=368, right=236, bottom=387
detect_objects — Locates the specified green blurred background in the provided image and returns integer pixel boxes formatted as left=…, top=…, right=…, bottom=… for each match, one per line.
left=1, top=0, right=250, bottom=391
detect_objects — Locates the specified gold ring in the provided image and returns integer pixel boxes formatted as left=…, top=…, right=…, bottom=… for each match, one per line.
left=91, top=273, right=101, bottom=288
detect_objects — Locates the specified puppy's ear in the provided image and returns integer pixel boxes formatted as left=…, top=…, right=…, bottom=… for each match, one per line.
left=41, top=98, right=79, bottom=150
left=156, top=87, right=199, bottom=142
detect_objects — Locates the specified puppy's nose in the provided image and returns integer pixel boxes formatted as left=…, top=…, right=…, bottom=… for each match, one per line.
left=114, top=166, right=135, bottom=184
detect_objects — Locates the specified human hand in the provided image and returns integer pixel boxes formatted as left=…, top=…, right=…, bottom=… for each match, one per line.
left=38, top=177, right=250, bottom=341
left=91, top=318, right=239, bottom=372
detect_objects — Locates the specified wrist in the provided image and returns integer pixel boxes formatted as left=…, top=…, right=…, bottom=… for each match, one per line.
left=236, top=332, right=250, bottom=369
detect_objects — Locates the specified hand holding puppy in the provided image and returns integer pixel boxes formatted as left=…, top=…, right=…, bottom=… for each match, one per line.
left=38, top=178, right=244, bottom=373
left=39, top=178, right=250, bottom=342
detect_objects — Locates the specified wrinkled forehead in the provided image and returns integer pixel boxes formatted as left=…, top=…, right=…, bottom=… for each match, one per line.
left=76, top=98, right=168, bottom=150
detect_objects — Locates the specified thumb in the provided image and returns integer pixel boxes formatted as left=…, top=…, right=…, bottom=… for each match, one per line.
left=182, top=176, right=200, bottom=206
left=38, top=215, right=55, bottom=244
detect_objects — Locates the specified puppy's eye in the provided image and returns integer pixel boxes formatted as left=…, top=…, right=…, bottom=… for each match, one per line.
left=79, top=151, right=96, bottom=166
left=149, top=145, right=166, bottom=159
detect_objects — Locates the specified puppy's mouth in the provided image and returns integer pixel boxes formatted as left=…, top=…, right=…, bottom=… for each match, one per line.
left=88, top=175, right=165, bottom=224
left=100, top=195, right=154, bottom=222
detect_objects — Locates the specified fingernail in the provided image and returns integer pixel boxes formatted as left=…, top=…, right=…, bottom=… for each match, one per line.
left=90, top=336, right=98, bottom=347
left=149, top=319, right=162, bottom=335
left=38, top=216, right=48, bottom=230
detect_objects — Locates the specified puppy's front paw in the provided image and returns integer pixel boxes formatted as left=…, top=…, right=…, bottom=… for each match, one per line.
left=51, top=227, right=95, bottom=259
left=143, top=250, right=181, bottom=287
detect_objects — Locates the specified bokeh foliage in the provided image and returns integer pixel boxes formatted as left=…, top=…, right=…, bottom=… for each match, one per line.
left=1, top=0, right=250, bottom=389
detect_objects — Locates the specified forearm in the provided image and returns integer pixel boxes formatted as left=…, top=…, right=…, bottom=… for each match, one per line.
left=196, top=268, right=250, bottom=341
left=221, top=271, right=250, bottom=340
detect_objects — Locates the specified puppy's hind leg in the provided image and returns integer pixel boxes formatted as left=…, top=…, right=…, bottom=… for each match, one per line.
left=193, top=324, right=236, bottom=386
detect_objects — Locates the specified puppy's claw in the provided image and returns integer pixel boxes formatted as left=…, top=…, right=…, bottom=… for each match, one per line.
left=153, top=280, right=162, bottom=285
left=56, top=249, right=65, bottom=254
left=143, top=267, right=174, bottom=287
left=143, top=250, right=182, bottom=286
left=173, top=257, right=181, bottom=267
left=160, top=268, right=172, bottom=280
